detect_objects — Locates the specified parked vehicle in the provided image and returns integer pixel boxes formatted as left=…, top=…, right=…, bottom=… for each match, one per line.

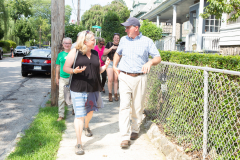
left=26, top=48, right=30, bottom=54
left=21, top=49, right=51, bottom=77
left=29, top=46, right=38, bottom=50
left=14, top=46, right=28, bottom=56
left=0, top=47, right=3, bottom=60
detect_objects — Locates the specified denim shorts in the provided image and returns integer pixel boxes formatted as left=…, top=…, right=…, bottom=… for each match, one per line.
left=107, top=61, right=113, bottom=68
left=70, top=91, right=89, bottom=118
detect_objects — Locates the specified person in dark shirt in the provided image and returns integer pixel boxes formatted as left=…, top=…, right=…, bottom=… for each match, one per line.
left=103, top=33, right=120, bottom=102
left=63, top=30, right=110, bottom=155
left=10, top=46, right=14, bottom=57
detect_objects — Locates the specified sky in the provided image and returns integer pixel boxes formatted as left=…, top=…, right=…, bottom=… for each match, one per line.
left=65, top=0, right=133, bottom=23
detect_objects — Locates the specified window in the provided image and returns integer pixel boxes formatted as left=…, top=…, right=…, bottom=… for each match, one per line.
left=205, top=15, right=221, bottom=32
left=184, top=21, right=190, bottom=30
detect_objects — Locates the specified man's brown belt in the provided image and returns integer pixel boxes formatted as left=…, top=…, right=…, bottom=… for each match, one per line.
left=121, top=71, right=144, bottom=77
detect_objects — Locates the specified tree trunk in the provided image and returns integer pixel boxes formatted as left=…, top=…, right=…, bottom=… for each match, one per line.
left=51, top=0, right=65, bottom=106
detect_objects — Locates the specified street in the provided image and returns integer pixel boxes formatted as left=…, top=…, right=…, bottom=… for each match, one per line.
left=0, top=55, right=51, bottom=158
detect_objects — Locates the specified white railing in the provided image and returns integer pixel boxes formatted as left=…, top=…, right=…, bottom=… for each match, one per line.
left=156, top=36, right=176, bottom=51
left=186, top=33, right=220, bottom=52
left=202, top=35, right=220, bottom=51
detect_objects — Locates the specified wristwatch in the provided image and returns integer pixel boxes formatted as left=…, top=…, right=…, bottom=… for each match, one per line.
left=73, top=69, right=76, bottom=74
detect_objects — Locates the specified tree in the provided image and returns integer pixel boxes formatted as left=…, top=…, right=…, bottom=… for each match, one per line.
left=201, top=0, right=240, bottom=22
left=0, top=27, right=4, bottom=40
left=14, top=18, right=34, bottom=44
left=9, top=0, right=32, bottom=23
left=65, top=5, right=72, bottom=25
left=101, top=11, right=125, bottom=43
left=139, top=19, right=162, bottom=42
left=81, top=0, right=130, bottom=31
left=65, top=23, right=86, bottom=42
left=82, top=4, right=104, bottom=30
left=31, top=0, right=51, bottom=23
left=115, top=0, right=127, bottom=6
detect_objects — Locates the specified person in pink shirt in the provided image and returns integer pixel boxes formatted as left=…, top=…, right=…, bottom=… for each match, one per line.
left=94, top=38, right=107, bottom=93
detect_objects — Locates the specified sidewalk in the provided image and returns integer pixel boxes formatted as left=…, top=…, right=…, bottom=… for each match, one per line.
left=57, top=87, right=166, bottom=160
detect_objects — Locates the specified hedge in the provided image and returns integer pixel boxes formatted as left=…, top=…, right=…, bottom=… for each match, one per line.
left=0, top=40, right=17, bottom=52
left=145, top=51, right=240, bottom=159
left=159, top=50, right=240, bottom=72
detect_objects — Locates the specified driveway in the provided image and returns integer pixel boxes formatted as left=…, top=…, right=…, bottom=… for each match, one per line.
left=0, top=56, right=51, bottom=159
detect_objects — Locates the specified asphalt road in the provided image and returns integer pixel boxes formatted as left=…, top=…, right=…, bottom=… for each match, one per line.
left=0, top=54, right=51, bottom=159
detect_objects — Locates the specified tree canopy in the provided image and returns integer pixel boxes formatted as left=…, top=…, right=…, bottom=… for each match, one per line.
left=139, top=19, right=162, bottom=42
left=14, top=18, right=34, bottom=44
left=9, top=0, right=32, bottom=23
left=101, top=11, right=125, bottom=43
left=81, top=0, right=130, bottom=31
left=201, top=0, right=240, bottom=22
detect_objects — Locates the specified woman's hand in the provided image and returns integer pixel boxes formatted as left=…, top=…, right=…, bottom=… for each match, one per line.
left=111, top=46, right=118, bottom=50
left=74, top=66, right=87, bottom=74
left=105, top=57, right=110, bottom=67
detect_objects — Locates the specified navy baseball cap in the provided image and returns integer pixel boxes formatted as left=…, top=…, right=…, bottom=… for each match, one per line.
left=121, top=17, right=140, bottom=27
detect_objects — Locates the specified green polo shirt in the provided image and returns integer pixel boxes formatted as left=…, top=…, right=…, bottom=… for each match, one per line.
left=56, top=51, right=70, bottom=78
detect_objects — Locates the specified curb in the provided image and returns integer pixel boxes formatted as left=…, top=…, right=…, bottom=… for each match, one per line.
left=142, top=117, right=193, bottom=160
left=0, top=90, right=51, bottom=160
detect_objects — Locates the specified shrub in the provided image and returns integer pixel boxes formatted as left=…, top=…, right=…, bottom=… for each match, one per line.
left=140, top=19, right=162, bottom=42
left=145, top=50, right=240, bottom=159
left=159, top=50, right=240, bottom=72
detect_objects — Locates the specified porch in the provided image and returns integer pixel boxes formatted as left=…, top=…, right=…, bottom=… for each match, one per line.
left=156, top=34, right=220, bottom=52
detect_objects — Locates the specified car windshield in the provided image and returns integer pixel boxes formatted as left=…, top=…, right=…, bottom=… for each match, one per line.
left=30, top=50, right=51, bottom=57
left=16, top=46, right=26, bottom=49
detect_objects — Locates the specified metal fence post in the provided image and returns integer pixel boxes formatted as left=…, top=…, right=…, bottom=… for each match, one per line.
left=203, top=70, right=209, bottom=159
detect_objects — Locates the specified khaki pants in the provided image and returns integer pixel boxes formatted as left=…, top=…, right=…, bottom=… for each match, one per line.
left=118, top=72, right=147, bottom=141
left=58, top=77, right=69, bottom=118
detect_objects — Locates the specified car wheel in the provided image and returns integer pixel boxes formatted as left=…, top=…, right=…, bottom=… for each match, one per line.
left=22, top=72, right=28, bottom=77
left=0, top=52, right=2, bottom=60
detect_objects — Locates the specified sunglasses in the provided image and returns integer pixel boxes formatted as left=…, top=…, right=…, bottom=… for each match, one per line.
left=114, top=33, right=120, bottom=35
left=99, top=43, right=104, bottom=45
left=85, top=30, right=90, bottom=36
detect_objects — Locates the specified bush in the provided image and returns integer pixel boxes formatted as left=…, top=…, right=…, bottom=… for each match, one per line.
left=160, top=50, right=240, bottom=71
left=6, top=40, right=17, bottom=48
left=145, top=50, right=240, bottom=159
left=140, top=19, right=162, bottom=42
left=3, top=48, right=7, bottom=53
left=0, top=40, right=17, bottom=51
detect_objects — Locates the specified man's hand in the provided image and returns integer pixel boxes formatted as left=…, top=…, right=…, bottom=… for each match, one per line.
left=56, top=78, right=59, bottom=85
left=141, top=61, right=153, bottom=74
left=74, top=66, right=87, bottom=74
left=113, top=66, right=120, bottom=75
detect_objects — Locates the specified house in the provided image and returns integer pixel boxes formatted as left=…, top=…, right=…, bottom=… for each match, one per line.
left=130, top=0, right=240, bottom=55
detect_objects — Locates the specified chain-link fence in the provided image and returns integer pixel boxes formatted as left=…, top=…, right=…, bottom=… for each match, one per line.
left=144, top=62, right=240, bottom=160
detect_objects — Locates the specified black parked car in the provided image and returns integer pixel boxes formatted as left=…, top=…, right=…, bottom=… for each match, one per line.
left=21, top=49, right=51, bottom=77
left=0, top=47, right=3, bottom=60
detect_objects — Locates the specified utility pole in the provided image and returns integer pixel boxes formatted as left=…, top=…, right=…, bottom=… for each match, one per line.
left=77, top=0, right=80, bottom=25
left=51, top=0, right=65, bottom=106
left=39, top=26, right=42, bottom=48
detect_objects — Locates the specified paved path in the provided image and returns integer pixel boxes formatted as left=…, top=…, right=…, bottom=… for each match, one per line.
left=57, top=87, right=166, bottom=160
left=0, top=56, right=51, bottom=160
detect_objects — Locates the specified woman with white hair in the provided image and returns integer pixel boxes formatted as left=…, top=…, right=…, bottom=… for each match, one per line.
left=63, top=30, right=110, bottom=155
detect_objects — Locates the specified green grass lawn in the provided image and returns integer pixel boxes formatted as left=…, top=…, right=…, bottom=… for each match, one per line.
left=7, top=104, right=67, bottom=160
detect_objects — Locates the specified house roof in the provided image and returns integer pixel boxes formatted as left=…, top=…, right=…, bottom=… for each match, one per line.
left=141, top=0, right=156, bottom=13
left=140, top=0, right=196, bottom=23
left=133, top=0, right=148, bottom=7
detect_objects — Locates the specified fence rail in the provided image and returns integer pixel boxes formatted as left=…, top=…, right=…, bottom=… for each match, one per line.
left=144, top=62, right=240, bottom=160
